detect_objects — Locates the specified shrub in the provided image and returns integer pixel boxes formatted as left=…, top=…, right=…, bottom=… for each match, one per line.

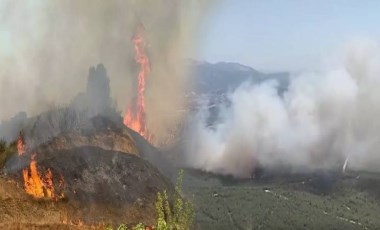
left=154, top=169, right=194, bottom=230
left=0, top=139, right=16, bottom=168
left=0, top=139, right=6, bottom=153
left=109, top=169, right=194, bottom=230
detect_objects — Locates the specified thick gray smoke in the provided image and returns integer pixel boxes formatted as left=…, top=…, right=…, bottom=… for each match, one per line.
left=0, top=63, right=117, bottom=143
left=186, top=41, right=380, bottom=178
left=0, top=0, right=213, bottom=143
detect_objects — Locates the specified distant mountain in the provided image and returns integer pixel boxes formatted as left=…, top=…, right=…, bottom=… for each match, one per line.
left=188, top=60, right=289, bottom=94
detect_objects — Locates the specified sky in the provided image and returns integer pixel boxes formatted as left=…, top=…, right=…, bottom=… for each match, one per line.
left=197, top=0, right=380, bottom=72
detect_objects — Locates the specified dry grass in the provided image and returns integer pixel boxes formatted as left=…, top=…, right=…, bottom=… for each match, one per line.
left=0, top=175, right=151, bottom=229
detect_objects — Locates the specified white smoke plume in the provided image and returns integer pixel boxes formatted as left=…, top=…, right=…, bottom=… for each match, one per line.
left=186, top=41, right=380, bottom=178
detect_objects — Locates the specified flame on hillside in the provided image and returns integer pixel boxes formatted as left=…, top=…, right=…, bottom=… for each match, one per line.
left=124, top=25, right=153, bottom=142
left=17, top=132, right=25, bottom=156
left=22, top=154, right=65, bottom=200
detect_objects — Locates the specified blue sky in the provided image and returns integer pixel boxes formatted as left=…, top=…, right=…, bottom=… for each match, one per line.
left=197, top=0, right=380, bottom=72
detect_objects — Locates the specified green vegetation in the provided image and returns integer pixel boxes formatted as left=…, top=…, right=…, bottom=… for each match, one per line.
left=108, top=223, right=145, bottom=230
left=156, top=169, right=194, bottom=230
left=108, top=169, right=194, bottom=230
left=0, top=139, right=16, bottom=168
left=188, top=180, right=380, bottom=229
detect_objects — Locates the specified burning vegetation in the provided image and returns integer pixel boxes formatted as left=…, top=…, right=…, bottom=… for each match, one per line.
left=17, top=134, right=65, bottom=200
left=17, top=132, right=25, bottom=156
left=0, top=1, right=207, bottom=228
left=22, top=154, right=65, bottom=200
left=0, top=112, right=175, bottom=227
left=124, top=26, right=153, bottom=142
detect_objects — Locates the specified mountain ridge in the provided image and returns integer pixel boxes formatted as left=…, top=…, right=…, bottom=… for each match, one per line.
left=188, top=60, right=290, bottom=94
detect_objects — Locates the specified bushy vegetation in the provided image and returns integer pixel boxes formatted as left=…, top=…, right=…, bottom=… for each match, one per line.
left=0, top=139, right=16, bottom=168
left=108, top=223, right=145, bottom=230
left=155, top=169, right=194, bottom=230
left=108, top=169, right=194, bottom=230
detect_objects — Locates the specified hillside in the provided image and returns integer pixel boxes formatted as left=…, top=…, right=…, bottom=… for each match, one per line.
left=0, top=116, right=175, bottom=228
left=189, top=60, right=289, bottom=94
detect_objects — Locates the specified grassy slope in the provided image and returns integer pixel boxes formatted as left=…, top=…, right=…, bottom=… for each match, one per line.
left=0, top=175, right=105, bottom=229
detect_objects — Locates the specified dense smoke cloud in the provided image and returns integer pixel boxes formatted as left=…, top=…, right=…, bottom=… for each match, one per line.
left=0, top=0, right=213, bottom=142
left=186, top=41, right=380, bottom=178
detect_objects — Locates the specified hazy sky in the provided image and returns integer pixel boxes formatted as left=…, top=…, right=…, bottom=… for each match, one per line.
left=197, top=0, right=380, bottom=72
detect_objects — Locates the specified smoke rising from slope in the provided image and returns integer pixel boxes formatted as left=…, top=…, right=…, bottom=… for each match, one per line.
left=0, top=0, right=213, bottom=142
left=186, top=41, right=380, bottom=178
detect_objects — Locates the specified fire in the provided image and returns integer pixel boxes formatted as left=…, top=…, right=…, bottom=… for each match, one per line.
left=17, top=132, right=25, bottom=156
left=22, top=154, right=44, bottom=198
left=22, top=154, right=64, bottom=200
left=124, top=25, right=152, bottom=141
left=43, top=169, right=54, bottom=198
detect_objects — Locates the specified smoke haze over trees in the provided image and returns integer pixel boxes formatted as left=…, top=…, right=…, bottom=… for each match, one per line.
left=186, top=41, right=380, bottom=177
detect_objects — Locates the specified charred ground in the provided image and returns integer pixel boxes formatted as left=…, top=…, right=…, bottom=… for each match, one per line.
left=0, top=114, right=176, bottom=228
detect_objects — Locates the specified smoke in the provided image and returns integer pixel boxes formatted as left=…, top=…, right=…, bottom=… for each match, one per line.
left=186, top=41, right=380, bottom=178
left=0, top=0, right=213, bottom=142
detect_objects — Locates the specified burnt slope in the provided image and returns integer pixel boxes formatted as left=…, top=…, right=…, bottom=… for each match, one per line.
left=4, top=146, right=173, bottom=226
left=17, top=114, right=175, bottom=180
left=33, top=124, right=139, bottom=159
left=42, top=146, right=173, bottom=206
left=126, top=127, right=177, bottom=180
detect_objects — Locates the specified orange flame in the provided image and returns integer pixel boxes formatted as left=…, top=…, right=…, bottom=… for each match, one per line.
left=22, top=154, right=64, bottom=200
left=43, top=169, right=54, bottom=198
left=124, top=25, right=152, bottom=141
left=17, top=132, right=25, bottom=156
left=22, top=154, right=44, bottom=198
